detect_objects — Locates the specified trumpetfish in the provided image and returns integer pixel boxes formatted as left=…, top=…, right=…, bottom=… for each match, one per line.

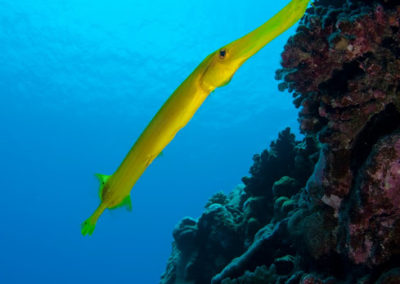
left=82, top=0, right=310, bottom=235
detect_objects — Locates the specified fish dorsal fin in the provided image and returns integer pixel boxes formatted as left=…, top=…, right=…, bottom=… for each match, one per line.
left=95, top=173, right=110, bottom=185
left=110, top=195, right=132, bottom=211
left=95, top=173, right=111, bottom=201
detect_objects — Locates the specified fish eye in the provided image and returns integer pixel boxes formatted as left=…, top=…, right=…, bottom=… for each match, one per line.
left=219, top=48, right=227, bottom=59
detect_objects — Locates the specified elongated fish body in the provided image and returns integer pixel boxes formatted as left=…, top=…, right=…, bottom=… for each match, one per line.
left=82, top=0, right=310, bottom=235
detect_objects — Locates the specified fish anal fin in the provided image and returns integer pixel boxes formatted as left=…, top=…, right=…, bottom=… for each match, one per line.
left=110, top=195, right=132, bottom=211
left=95, top=173, right=111, bottom=201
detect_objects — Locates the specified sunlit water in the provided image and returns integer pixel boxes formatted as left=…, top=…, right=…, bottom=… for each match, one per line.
left=0, top=0, right=301, bottom=283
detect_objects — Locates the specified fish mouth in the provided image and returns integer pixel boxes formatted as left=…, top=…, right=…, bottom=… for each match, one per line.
left=225, top=0, right=310, bottom=64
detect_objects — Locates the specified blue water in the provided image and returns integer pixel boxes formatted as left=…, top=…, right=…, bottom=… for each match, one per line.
left=0, top=1, right=300, bottom=283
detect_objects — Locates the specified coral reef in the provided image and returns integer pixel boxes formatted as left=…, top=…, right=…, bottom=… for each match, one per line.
left=346, top=131, right=400, bottom=266
left=160, top=129, right=319, bottom=284
left=161, top=0, right=400, bottom=283
left=276, top=0, right=400, bottom=273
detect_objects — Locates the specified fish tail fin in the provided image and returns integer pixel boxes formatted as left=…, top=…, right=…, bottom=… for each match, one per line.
left=81, top=216, right=96, bottom=236
left=81, top=204, right=106, bottom=236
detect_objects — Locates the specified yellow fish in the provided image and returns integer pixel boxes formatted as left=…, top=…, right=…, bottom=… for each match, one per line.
left=82, top=0, right=310, bottom=236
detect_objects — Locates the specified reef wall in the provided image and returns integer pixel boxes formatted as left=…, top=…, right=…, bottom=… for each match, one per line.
left=160, top=0, right=400, bottom=283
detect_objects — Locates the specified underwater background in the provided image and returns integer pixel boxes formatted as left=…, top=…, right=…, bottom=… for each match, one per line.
left=0, top=0, right=301, bottom=283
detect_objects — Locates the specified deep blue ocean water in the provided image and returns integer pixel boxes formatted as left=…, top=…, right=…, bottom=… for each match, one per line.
left=0, top=1, right=301, bottom=283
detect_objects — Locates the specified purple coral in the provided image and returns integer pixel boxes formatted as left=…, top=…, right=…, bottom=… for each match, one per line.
left=347, top=131, right=400, bottom=265
left=276, top=0, right=400, bottom=276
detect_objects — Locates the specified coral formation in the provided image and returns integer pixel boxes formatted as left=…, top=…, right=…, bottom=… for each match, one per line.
left=161, top=0, right=400, bottom=283
left=160, top=129, right=319, bottom=284
left=346, top=131, right=400, bottom=266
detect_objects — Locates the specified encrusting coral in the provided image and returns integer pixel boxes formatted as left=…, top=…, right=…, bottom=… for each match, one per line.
left=161, top=0, right=400, bottom=283
left=277, top=0, right=400, bottom=272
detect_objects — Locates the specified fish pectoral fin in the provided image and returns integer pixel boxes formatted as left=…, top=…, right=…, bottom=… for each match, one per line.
left=95, top=173, right=111, bottom=201
left=110, top=195, right=132, bottom=212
